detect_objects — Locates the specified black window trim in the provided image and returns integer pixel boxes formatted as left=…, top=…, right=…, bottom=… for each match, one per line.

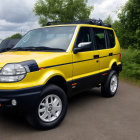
left=106, top=29, right=116, bottom=49
left=91, top=28, right=97, bottom=50
left=104, top=30, right=109, bottom=49
left=104, top=30, right=108, bottom=49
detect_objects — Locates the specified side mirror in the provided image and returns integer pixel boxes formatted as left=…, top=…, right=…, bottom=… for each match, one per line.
left=73, top=42, right=92, bottom=54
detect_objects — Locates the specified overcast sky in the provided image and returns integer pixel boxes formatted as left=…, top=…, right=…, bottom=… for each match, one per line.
left=0, top=0, right=128, bottom=39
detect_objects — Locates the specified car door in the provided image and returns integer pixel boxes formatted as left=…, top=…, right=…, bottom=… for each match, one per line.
left=93, top=28, right=112, bottom=72
left=72, top=27, right=100, bottom=93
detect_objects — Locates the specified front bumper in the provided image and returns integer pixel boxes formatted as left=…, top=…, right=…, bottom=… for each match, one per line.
left=0, top=86, right=43, bottom=112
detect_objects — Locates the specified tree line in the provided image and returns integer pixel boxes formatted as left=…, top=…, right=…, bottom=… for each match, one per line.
left=34, top=0, right=139, bottom=49
left=104, top=0, right=140, bottom=49
left=6, top=0, right=140, bottom=50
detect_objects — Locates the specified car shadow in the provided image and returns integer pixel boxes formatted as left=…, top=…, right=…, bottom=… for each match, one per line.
left=0, top=109, right=33, bottom=131
left=69, top=88, right=102, bottom=106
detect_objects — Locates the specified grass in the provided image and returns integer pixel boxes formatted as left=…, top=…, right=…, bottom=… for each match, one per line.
left=119, top=48, right=140, bottom=86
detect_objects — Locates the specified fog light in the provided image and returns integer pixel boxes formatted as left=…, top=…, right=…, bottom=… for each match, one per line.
left=11, top=99, right=17, bottom=106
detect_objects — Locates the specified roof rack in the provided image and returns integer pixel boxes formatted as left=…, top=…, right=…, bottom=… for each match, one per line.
left=46, top=19, right=111, bottom=27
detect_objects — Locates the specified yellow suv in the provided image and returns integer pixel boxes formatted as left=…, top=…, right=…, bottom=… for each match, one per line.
left=0, top=19, right=122, bottom=130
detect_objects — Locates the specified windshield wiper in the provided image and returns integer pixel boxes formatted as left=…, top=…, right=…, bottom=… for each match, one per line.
left=10, top=46, right=65, bottom=52
left=10, top=47, right=28, bottom=51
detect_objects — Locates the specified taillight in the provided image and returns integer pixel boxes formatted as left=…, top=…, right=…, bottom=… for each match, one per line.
left=119, top=53, right=122, bottom=60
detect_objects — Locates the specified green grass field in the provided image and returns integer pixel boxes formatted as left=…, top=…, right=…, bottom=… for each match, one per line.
left=120, top=49, right=140, bottom=85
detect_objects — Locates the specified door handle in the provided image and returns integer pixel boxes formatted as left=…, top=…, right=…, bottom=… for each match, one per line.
left=94, top=55, right=99, bottom=59
left=109, top=53, right=113, bottom=56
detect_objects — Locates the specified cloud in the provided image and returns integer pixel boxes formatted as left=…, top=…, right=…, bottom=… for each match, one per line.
left=0, top=19, right=39, bottom=37
left=0, top=0, right=128, bottom=39
left=0, top=0, right=37, bottom=23
left=88, top=0, right=128, bottom=20
left=0, top=0, right=39, bottom=39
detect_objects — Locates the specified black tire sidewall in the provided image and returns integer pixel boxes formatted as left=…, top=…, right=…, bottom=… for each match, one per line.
left=102, top=70, right=118, bottom=97
left=109, top=72, right=118, bottom=95
left=27, top=84, right=68, bottom=130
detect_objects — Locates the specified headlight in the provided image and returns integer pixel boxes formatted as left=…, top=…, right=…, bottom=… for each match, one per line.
left=0, top=64, right=27, bottom=82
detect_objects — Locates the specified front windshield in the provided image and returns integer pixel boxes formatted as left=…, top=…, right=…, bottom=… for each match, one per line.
left=14, top=26, right=76, bottom=52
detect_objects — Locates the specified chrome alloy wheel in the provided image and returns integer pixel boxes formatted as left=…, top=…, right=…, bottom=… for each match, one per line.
left=110, top=75, right=118, bottom=93
left=38, top=94, right=62, bottom=122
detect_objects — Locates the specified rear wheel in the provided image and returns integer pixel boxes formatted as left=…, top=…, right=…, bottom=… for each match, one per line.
left=26, top=84, right=68, bottom=130
left=101, top=70, right=118, bottom=97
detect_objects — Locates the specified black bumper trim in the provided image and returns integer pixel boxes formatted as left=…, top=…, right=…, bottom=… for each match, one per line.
left=0, top=85, right=43, bottom=111
left=0, top=86, right=43, bottom=96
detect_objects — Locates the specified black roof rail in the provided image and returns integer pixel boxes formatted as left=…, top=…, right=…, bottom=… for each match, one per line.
left=46, top=19, right=111, bottom=28
left=46, top=21, right=62, bottom=26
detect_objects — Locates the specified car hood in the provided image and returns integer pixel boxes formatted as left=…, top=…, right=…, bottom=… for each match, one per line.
left=0, top=51, right=71, bottom=68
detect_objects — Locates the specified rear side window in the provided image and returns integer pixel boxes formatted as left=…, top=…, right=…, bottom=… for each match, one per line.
left=93, top=28, right=106, bottom=50
left=107, top=30, right=115, bottom=48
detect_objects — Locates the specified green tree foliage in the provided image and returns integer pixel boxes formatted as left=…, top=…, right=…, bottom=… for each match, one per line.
left=104, top=15, right=113, bottom=25
left=113, top=0, right=140, bottom=49
left=120, top=49, right=140, bottom=82
left=9, top=33, right=22, bottom=39
left=33, top=0, right=93, bottom=26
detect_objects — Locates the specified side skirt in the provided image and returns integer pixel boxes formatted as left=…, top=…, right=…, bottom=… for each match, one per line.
left=67, top=70, right=110, bottom=96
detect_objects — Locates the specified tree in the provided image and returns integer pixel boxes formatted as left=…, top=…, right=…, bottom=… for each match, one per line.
left=9, top=33, right=22, bottom=39
left=104, top=15, right=113, bottom=25
left=113, top=0, right=140, bottom=49
left=33, top=0, right=93, bottom=26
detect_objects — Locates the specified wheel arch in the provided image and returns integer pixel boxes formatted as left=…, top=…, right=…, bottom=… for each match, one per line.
left=41, top=70, right=68, bottom=96
left=110, top=60, right=119, bottom=74
left=46, top=75, right=68, bottom=94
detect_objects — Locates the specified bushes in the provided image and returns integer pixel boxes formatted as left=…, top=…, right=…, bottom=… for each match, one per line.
left=112, top=0, right=140, bottom=50
left=120, top=49, right=140, bottom=82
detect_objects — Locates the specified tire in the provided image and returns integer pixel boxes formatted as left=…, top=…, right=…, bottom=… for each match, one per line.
left=101, top=70, right=118, bottom=98
left=26, top=84, right=68, bottom=130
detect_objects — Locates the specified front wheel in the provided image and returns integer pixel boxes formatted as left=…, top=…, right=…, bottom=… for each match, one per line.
left=26, top=84, right=68, bottom=130
left=101, top=70, right=119, bottom=97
